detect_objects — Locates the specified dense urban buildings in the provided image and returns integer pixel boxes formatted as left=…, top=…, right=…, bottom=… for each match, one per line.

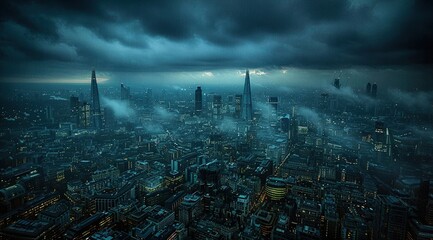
left=0, top=1, right=432, bottom=239
left=1, top=68, right=432, bottom=239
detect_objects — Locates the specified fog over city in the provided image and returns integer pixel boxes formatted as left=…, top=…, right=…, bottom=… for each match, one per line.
left=0, top=1, right=432, bottom=240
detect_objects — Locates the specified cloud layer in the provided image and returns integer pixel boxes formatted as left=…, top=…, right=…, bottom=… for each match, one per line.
left=0, top=0, right=432, bottom=84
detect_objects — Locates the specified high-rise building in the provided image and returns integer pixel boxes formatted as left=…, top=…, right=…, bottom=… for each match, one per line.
left=195, top=86, right=202, bottom=115
left=70, top=96, right=79, bottom=112
left=79, top=102, right=91, bottom=128
left=236, top=195, right=250, bottom=216
left=212, top=95, right=222, bottom=119
left=333, top=78, right=341, bottom=89
left=145, top=88, right=153, bottom=106
left=426, top=194, right=433, bottom=225
left=288, top=107, right=298, bottom=144
left=374, top=195, right=408, bottom=240
left=90, top=70, right=102, bottom=129
left=104, top=107, right=116, bottom=129
left=268, top=97, right=278, bottom=118
left=70, top=96, right=80, bottom=126
left=179, top=194, right=202, bottom=227
left=366, top=82, right=372, bottom=95
left=319, top=93, right=330, bottom=111
left=418, top=179, right=430, bottom=223
left=45, top=105, right=53, bottom=123
left=120, top=83, right=130, bottom=101
left=234, top=94, right=242, bottom=118
left=372, top=83, right=377, bottom=98
left=242, top=70, right=253, bottom=121
left=281, top=117, right=289, bottom=133
left=374, top=121, right=386, bottom=152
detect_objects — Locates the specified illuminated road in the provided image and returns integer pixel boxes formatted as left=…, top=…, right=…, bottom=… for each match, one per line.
left=273, top=146, right=294, bottom=176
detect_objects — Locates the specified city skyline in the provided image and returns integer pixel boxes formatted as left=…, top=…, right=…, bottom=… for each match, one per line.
left=0, top=1, right=433, bottom=239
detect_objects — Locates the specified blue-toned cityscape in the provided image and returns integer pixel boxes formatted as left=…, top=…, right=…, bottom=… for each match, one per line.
left=1, top=1, right=433, bottom=240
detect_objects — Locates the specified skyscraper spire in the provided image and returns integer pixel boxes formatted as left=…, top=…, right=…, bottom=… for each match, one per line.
left=90, top=69, right=102, bottom=129
left=242, top=69, right=253, bottom=121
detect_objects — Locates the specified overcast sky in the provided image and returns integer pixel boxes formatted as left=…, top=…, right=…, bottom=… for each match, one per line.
left=0, top=0, right=432, bottom=89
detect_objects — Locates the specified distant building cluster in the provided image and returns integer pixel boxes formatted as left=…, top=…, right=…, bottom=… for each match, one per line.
left=0, top=69, right=432, bottom=239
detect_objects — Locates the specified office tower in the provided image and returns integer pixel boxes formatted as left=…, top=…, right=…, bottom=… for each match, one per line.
left=45, top=106, right=53, bottom=123
left=265, top=177, right=288, bottom=201
left=372, top=83, right=377, bottom=98
left=319, top=93, right=330, bottom=111
left=426, top=194, right=433, bottom=225
left=288, top=108, right=298, bottom=144
left=70, top=96, right=79, bottom=112
left=198, top=161, right=221, bottom=193
left=70, top=96, right=80, bottom=125
left=366, top=82, right=372, bottom=95
left=144, top=88, right=153, bottom=106
left=242, top=70, right=253, bottom=121
left=234, top=94, right=242, bottom=118
left=418, top=179, right=430, bottom=223
left=374, top=121, right=386, bottom=152
left=79, top=102, right=91, bottom=128
left=226, top=95, right=234, bottom=115
left=227, top=95, right=234, bottom=105
left=90, top=69, right=102, bottom=129
left=195, top=86, right=202, bottom=115
left=104, top=107, right=115, bottom=129
left=268, top=97, right=278, bottom=117
left=171, top=159, right=179, bottom=174
left=374, top=195, right=408, bottom=240
left=341, top=214, right=370, bottom=240
left=288, top=117, right=298, bottom=143
left=281, top=117, right=289, bottom=133
left=212, top=95, right=222, bottom=119
left=334, top=78, right=341, bottom=89
left=385, top=128, right=393, bottom=159
left=179, top=194, right=202, bottom=227
left=236, top=195, right=250, bottom=216
left=120, top=83, right=130, bottom=101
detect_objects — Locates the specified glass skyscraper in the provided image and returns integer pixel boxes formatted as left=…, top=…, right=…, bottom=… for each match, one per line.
left=90, top=69, right=102, bottom=129
left=242, top=70, right=253, bottom=121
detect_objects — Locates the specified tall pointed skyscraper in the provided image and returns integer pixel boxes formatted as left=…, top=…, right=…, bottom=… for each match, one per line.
left=90, top=69, right=102, bottom=129
left=242, top=69, right=253, bottom=121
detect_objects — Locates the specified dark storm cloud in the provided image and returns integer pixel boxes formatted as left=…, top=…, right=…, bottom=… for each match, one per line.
left=0, top=0, right=432, bottom=81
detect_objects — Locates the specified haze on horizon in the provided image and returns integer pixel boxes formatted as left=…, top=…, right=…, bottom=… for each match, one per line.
left=0, top=0, right=432, bottom=90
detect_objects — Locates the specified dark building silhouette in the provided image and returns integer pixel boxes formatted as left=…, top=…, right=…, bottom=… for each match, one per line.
left=212, top=95, right=222, bottom=119
left=418, top=179, right=430, bottom=223
left=79, top=102, right=91, bottom=128
left=268, top=97, right=278, bottom=118
left=372, top=83, right=377, bottom=98
left=195, top=86, right=202, bottom=115
left=374, top=195, right=408, bottom=240
left=45, top=106, right=53, bottom=123
left=333, top=78, right=341, bottom=89
left=288, top=108, right=298, bottom=144
left=120, top=83, right=130, bottom=101
left=281, top=117, right=289, bottom=133
left=198, top=161, right=221, bottom=193
left=70, top=96, right=80, bottom=125
left=366, top=82, right=372, bottom=95
left=242, top=70, right=253, bottom=121
left=90, top=70, right=102, bottom=129
left=70, top=96, right=79, bottom=112
left=319, top=93, right=330, bottom=111
left=234, top=94, right=242, bottom=118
